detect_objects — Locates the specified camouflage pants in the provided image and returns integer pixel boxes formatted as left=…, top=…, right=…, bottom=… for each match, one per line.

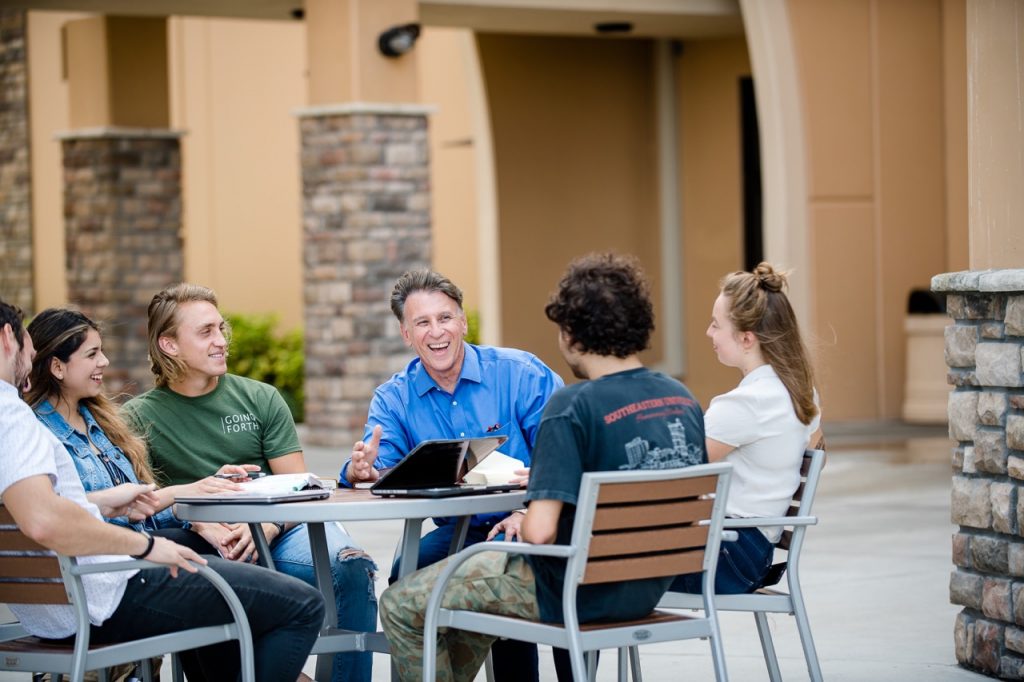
left=380, top=551, right=540, bottom=682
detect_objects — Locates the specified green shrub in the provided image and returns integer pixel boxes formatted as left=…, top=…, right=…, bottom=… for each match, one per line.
left=465, top=309, right=481, bottom=345
left=225, top=312, right=305, bottom=423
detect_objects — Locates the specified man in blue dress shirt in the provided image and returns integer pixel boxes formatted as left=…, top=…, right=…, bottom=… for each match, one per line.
left=340, top=269, right=563, bottom=681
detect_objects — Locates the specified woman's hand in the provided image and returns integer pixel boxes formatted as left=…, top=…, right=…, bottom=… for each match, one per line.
left=87, top=483, right=160, bottom=520
left=486, top=510, right=526, bottom=541
left=175, top=476, right=243, bottom=498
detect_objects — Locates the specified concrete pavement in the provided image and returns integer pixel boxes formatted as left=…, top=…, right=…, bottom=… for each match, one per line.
left=0, top=424, right=991, bottom=681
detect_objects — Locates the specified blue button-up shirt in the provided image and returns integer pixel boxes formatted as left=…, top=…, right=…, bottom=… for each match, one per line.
left=340, top=343, right=564, bottom=526
left=34, top=399, right=185, bottom=532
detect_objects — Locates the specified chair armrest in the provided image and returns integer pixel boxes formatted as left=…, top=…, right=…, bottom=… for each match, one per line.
left=721, top=530, right=739, bottom=543
left=420, top=538, right=576, bottom=681
left=722, top=516, right=818, bottom=529
left=69, top=558, right=179, bottom=576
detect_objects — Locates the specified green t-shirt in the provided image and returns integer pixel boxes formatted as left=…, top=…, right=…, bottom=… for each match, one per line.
left=123, top=374, right=301, bottom=487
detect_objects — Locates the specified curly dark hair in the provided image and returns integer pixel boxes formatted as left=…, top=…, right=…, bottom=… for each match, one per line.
left=545, top=253, right=654, bottom=358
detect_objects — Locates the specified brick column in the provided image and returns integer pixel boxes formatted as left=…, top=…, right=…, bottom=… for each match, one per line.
left=936, top=270, right=1024, bottom=678
left=0, top=9, right=33, bottom=312
left=60, top=128, right=184, bottom=396
left=299, top=104, right=432, bottom=447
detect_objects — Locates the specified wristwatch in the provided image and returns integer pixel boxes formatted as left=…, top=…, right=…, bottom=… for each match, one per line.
left=271, top=522, right=287, bottom=536
left=130, top=529, right=155, bottom=559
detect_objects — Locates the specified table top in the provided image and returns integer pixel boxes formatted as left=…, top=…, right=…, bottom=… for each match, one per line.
left=174, top=487, right=527, bottom=523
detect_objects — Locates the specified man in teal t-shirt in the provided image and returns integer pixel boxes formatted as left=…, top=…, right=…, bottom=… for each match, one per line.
left=123, top=283, right=375, bottom=682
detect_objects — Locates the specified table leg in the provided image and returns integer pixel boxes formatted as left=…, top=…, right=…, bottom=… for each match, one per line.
left=391, top=519, right=425, bottom=681
left=308, top=522, right=339, bottom=682
left=248, top=523, right=275, bottom=570
left=396, top=518, right=423, bottom=578
left=447, top=515, right=471, bottom=555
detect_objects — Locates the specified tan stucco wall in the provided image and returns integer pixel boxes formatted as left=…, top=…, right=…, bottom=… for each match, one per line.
left=418, top=27, right=482, bottom=316
left=789, top=0, right=961, bottom=420
left=677, top=36, right=750, bottom=408
left=64, top=16, right=169, bottom=129
left=28, top=10, right=82, bottom=311
left=25, top=2, right=970, bottom=424
left=477, top=33, right=662, bottom=381
left=168, top=17, right=306, bottom=329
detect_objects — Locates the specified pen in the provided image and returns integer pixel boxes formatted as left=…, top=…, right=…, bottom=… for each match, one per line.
left=214, top=471, right=268, bottom=480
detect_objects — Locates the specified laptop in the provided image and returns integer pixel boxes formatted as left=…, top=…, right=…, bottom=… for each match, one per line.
left=176, top=488, right=331, bottom=504
left=370, top=436, right=519, bottom=498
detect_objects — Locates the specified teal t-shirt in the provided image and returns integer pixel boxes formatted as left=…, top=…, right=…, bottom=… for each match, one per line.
left=123, top=374, right=301, bottom=486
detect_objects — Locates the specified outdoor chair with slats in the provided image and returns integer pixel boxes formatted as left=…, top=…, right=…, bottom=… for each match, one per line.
left=640, top=448, right=826, bottom=682
left=422, top=462, right=734, bottom=682
left=0, top=504, right=256, bottom=682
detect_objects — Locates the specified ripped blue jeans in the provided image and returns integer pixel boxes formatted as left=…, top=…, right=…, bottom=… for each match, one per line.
left=272, top=522, right=377, bottom=682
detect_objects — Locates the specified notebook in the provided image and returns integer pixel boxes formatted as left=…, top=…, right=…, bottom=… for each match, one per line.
left=370, top=436, right=520, bottom=498
left=176, top=473, right=333, bottom=504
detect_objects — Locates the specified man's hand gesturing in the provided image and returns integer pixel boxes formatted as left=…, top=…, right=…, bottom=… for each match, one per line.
left=348, top=425, right=383, bottom=484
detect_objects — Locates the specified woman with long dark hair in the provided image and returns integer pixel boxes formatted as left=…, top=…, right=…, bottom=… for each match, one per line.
left=672, top=262, right=823, bottom=594
left=26, top=308, right=244, bottom=555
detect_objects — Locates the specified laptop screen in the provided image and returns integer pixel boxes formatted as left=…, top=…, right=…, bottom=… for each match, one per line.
left=372, top=436, right=507, bottom=491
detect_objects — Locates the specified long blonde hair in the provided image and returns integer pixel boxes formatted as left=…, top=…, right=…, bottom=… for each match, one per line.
left=720, top=263, right=818, bottom=425
left=25, top=308, right=155, bottom=484
left=147, top=283, right=220, bottom=387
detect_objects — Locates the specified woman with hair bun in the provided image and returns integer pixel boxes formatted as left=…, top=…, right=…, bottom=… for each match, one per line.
left=672, top=262, right=822, bottom=594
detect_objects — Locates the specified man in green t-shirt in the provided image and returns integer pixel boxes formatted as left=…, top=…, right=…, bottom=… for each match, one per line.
left=123, top=283, right=375, bottom=682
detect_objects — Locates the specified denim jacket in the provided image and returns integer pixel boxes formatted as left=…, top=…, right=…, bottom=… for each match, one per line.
left=34, top=399, right=186, bottom=532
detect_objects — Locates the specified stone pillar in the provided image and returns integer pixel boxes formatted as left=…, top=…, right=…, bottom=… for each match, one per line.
left=0, top=9, right=33, bottom=312
left=300, top=104, right=431, bottom=446
left=936, top=270, right=1024, bottom=678
left=58, top=16, right=178, bottom=396
left=301, top=0, right=426, bottom=447
left=60, top=129, right=183, bottom=395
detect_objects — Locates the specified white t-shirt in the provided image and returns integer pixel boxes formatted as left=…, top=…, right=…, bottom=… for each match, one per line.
left=704, top=364, right=821, bottom=543
left=0, top=380, right=134, bottom=638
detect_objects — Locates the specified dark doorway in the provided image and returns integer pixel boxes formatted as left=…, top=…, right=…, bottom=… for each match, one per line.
left=740, top=76, right=763, bottom=271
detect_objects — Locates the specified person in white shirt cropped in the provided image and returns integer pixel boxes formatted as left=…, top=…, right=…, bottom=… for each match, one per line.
left=671, top=262, right=822, bottom=594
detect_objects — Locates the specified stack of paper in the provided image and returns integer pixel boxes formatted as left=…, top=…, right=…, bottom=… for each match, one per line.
left=463, top=452, right=524, bottom=486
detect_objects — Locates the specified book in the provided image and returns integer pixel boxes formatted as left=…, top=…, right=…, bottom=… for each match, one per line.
left=462, top=451, right=525, bottom=486
left=237, top=473, right=331, bottom=494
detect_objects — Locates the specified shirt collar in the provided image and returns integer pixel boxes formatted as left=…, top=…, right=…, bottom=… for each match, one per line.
left=740, top=363, right=775, bottom=385
left=34, top=398, right=76, bottom=440
left=411, top=342, right=482, bottom=396
left=0, top=380, right=17, bottom=398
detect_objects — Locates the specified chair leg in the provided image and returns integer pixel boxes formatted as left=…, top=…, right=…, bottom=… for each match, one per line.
left=171, top=653, right=185, bottom=682
left=586, top=650, right=598, bottom=682
left=140, top=656, right=154, bottom=682
left=754, top=612, right=782, bottom=682
left=485, top=651, right=496, bottom=682
left=791, top=592, right=823, bottom=682
left=628, top=646, right=643, bottom=682
left=617, top=647, right=627, bottom=682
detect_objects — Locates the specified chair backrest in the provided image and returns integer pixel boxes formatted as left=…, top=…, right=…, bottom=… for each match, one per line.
left=565, top=462, right=732, bottom=587
left=776, top=449, right=825, bottom=552
left=0, top=504, right=69, bottom=605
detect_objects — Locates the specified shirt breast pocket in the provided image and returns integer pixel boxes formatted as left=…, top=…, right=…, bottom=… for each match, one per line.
left=69, top=447, right=106, bottom=492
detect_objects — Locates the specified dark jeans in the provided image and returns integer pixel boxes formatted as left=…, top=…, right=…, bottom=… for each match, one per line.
left=390, top=521, right=540, bottom=682
left=152, top=527, right=220, bottom=555
left=553, top=527, right=775, bottom=681
left=668, top=526, right=775, bottom=594
left=90, top=557, right=325, bottom=682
